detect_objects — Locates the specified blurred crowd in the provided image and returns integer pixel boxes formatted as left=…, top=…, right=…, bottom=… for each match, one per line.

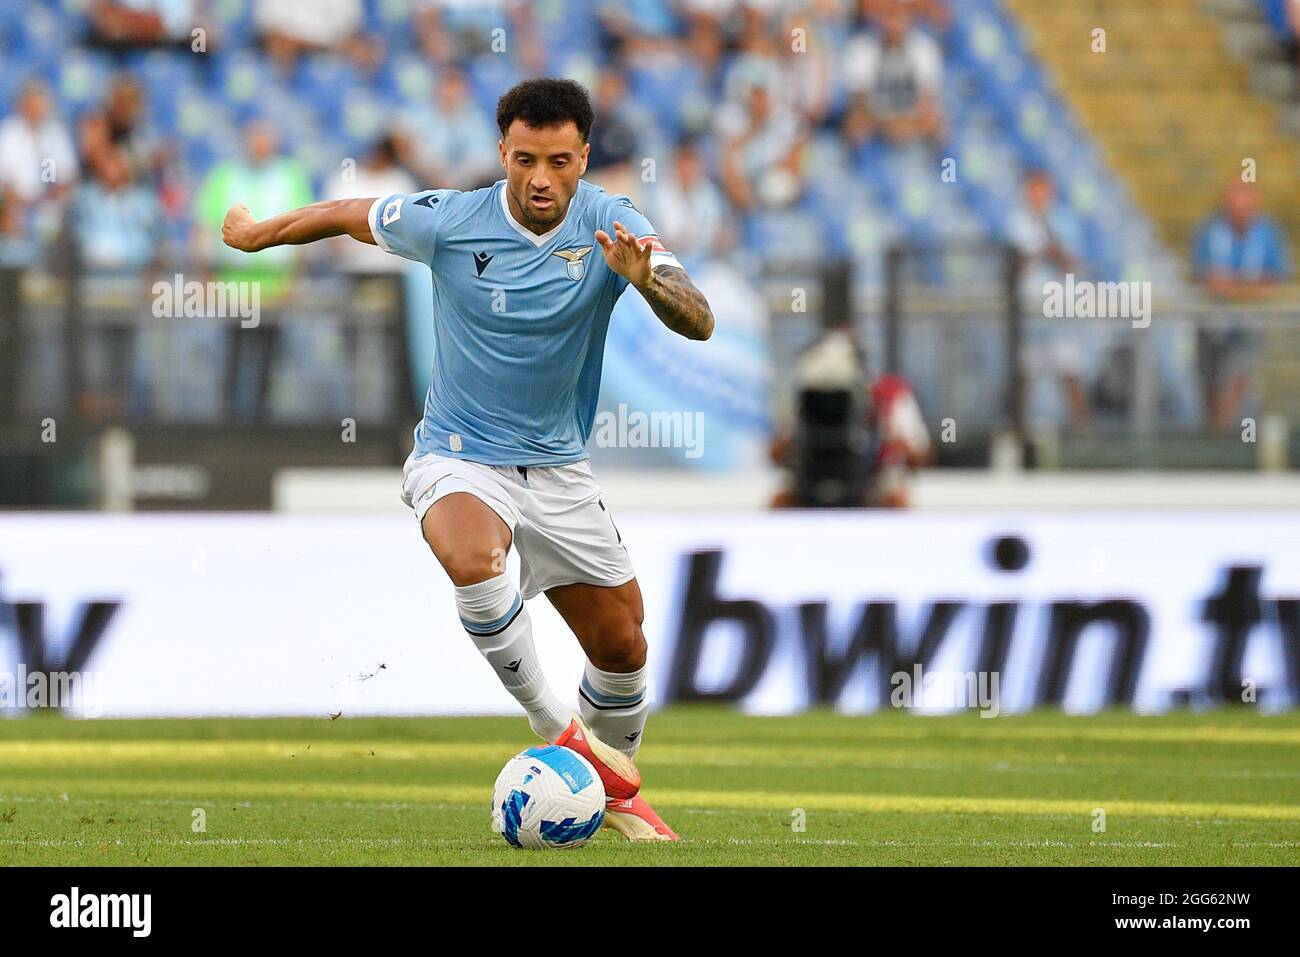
left=0, top=0, right=966, bottom=274
left=1262, top=0, right=1300, bottom=88
left=0, top=0, right=1294, bottom=437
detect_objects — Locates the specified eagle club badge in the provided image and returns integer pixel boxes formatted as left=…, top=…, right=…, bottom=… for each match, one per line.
left=552, top=245, right=594, bottom=281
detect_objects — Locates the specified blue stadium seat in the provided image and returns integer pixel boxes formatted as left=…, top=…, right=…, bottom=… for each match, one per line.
left=207, top=0, right=257, bottom=48
left=378, top=52, right=437, bottom=105
left=0, top=0, right=1163, bottom=301
left=211, top=49, right=279, bottom=120
left=295, top=55, right=362, bottom=118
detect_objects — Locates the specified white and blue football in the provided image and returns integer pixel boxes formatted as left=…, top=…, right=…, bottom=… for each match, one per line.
left=491, top=745, right=607, bottom=849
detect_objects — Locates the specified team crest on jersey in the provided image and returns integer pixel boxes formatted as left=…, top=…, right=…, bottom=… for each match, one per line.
left=552, top=246, right=594, bottom=281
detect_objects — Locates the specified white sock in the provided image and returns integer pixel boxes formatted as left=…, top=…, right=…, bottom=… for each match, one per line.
left=578, top=662, right=649, bottom=756
left=456, top=574, right=570, bottom=742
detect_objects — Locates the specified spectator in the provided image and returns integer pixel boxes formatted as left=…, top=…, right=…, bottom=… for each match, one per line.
left=683, top=11, right=727, bottom=82
left=774, top=6, right=837, bottom=127
left=0, top=81, right=79, bottom=423
left=844, top=0, right=944, bottom=147
left=0, top=81, right=80, bottom=418
left=0, top=80, right=79, bottom=208
left=1009, top=169, right=1086, bottom=279
left=414, top=1, right=544, bottom=73
left=597, top=0, right=680, bottom=45
left=676, top=13, right=728, bottom=132
left=1008, top=170, right=1092, bottom=433
left=68, top=148, right=166, bottom=419
left=255, top=0, right=376, bottom=71
left=720, top=8, right=784, bottom=107
left=412, top=3, right=455, bottom=66
left=585, top=66, right=653, bottom=198
left=79, top=76, right=166, bottom=189
left=0, top=80, right=79, bottom=254
left=397, top=67, right=500, bottom=191
left=1261, top=0, right=1300, bottom=89
left=88, top=0, right=201, bottom=52
left=1191, top=178, right=1294, bottom=430
left=645, top=137, right=731, bottom=261
left=193, top=119, right=313, bottom=419
left=718, top=82, right=808, bottom=211
left=839, top=92, right=874, bottom=163
left=323, top=133, right=418, bottom=274
left=1193, top=179, right=1292, bottom=300
left=193, top=119, right=313, bottom=299
left=720, top=4, right=833, bottom=126
left=914, top=0, right=952, bottom=33
left=855, top=0, right=951, bottom=34
left=70, top=150, right=164, bottom=273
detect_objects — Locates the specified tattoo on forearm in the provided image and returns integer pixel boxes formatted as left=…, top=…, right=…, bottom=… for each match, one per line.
left=637, top=265, right=714, bottom=341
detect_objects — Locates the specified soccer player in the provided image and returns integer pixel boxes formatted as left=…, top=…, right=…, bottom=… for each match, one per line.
left=220, top=78, right=713, bottom=841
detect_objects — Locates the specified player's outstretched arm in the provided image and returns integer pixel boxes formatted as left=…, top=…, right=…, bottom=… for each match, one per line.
left=636, top=264, right=715, bottom=342
left=221, top=198, right=378, bottom=253
left=596, top=220, right=714, bottom=341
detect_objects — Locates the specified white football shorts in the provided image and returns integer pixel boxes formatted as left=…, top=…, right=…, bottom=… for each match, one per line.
left=400, top=449, right=635, bottom=599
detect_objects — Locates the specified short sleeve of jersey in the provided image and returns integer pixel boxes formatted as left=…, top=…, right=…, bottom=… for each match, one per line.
left=1190, top=220, right=1216, bottom=277
left=1262, top=220, right=1293, bottom=279
left=368, top=190, right=453, bottom=266
left=604, top=194, right=683, bottom=272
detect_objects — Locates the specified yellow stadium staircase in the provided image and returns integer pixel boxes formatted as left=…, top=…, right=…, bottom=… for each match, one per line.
left=1002, top=0, right=1300, bottom=259
left=1003, top=0, right=1300, bottom=427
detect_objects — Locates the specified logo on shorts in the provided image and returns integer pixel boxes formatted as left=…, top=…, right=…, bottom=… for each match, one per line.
left=552, top=246, right=593, bottom=281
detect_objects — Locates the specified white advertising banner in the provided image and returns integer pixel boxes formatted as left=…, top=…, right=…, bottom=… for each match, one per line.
left=0, top=512, right=1297, bottom=716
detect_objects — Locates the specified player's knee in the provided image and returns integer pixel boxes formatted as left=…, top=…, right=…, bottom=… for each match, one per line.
left=439, top=551, right=503, bottom=588
left=592, top=619, right=646, bottom=672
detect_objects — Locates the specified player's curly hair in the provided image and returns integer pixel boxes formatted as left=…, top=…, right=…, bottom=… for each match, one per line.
left=496, top=77, right=594, bottom=142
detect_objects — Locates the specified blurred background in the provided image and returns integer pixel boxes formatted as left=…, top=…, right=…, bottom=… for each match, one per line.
left=0, top=0, right=1298, bottom=718
left=0, top=0, right=1297, bottom=512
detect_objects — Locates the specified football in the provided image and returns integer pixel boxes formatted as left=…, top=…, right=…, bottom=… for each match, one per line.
left=490, top=745, right=607, bottom=849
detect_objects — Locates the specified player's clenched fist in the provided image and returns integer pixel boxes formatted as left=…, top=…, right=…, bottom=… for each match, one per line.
left=221, top=203, right=261, bottom=252
left=595, top=220, right=653, bottom=288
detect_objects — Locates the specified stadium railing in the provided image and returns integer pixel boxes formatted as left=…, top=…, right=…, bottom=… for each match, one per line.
left=880, top=242, right=1300, bottom=469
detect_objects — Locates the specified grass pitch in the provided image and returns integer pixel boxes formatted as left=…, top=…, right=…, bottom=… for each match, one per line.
left=0, top=707, right=1296, bottom=865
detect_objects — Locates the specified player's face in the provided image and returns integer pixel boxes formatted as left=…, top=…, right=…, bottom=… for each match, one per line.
left=500, top=120, right=589, bottom=233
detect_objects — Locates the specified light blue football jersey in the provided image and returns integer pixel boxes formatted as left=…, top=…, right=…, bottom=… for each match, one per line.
left=368, top=179, right=680, bottom=466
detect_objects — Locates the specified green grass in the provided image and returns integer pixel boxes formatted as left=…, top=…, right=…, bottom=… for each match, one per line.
left=0, top=708, right=1297, bottom=865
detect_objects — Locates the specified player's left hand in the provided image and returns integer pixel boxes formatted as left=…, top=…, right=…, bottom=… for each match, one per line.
left=595, top=220, right=653, bottom=288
